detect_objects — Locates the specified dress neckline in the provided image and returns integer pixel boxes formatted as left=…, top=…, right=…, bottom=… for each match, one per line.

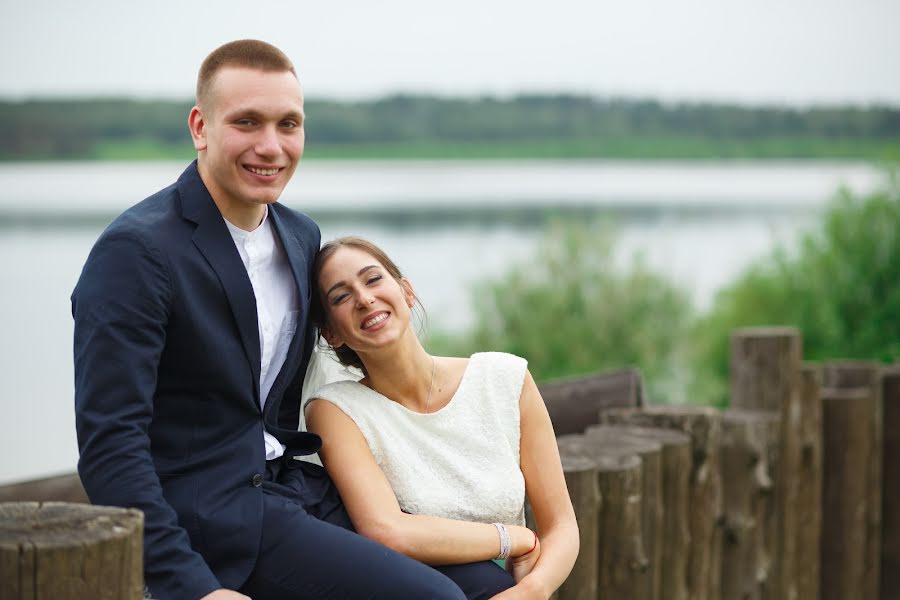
left=358, top=354, right=478, bottom=417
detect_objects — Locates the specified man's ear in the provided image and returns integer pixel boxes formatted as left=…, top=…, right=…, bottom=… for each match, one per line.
left=188, top=106, right=208, bottom=152
left=401, top=278, right=416, bottom=308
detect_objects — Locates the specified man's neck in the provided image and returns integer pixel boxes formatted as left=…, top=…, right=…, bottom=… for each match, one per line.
left=197, top=160, right=269, bottom=231
left=222, top=206, right=267, bottom=232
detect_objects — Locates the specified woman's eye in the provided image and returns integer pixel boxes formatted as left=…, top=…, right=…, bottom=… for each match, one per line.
left=331, top=293, right=348, bottom=305
left=366, top=275, right=383, bottom=285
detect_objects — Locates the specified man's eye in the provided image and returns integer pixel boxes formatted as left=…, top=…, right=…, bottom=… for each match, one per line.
left=281, top=120, right=301, bottom=129
left=236, top=119, right=255, bottom=126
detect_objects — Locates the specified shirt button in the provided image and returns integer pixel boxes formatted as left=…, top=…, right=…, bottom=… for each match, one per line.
left=251, top=473, right=263, bottom=487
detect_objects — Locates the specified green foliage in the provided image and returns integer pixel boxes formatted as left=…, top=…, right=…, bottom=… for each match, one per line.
left=430, top=223, right=694, bottom=401
left=692, top=173, right=900, bottom=405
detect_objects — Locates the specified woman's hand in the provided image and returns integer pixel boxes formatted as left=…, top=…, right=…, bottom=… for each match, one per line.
left=509, top=535, right=541, bottom=583
left=489, top=564, right=547, bottom=600
left=507, top=525, right=537, bottom=559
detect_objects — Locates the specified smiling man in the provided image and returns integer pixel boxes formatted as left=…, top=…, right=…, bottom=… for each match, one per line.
left=72, top=40, right=498, bottom=600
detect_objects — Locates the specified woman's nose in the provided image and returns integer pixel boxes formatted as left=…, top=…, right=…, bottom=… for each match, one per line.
left=356, top=291, right=375, bottom=307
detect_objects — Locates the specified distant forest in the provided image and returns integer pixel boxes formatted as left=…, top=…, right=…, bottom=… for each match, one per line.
left=2, top=95, right=900, bottom=160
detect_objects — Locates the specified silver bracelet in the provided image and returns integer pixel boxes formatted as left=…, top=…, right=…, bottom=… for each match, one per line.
left=493, top=522, right=511, bottom=560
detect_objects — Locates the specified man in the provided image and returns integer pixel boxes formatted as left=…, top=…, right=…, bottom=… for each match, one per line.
left=72, top=40, right=513, bottom=599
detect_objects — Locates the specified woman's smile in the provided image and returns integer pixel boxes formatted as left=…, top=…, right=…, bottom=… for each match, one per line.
left=361, top=311, right=391, bottom=331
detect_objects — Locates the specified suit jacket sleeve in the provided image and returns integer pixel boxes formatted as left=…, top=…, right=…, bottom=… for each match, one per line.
left=73, top=230, right=221, bottom=600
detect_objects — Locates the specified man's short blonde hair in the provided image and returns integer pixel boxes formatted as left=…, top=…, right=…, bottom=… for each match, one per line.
left=196, top=39, right=296, bottom=108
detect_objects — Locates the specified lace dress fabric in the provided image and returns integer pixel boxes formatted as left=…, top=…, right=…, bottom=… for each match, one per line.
left=308, top=352, right=528, bottom=526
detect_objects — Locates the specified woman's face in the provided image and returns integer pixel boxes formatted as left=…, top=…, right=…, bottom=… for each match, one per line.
left=317, top=246, right=415, bottom=354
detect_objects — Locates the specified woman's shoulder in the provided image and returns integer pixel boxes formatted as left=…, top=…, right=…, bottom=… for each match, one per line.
left=306, top=380, right=371, bottom=412
left=468, top=351, right=528, bottom=373
left=458, top=352, right=529, bottom=402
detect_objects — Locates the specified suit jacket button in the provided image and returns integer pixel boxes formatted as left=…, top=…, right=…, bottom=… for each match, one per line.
left=251, top=473, right=263, bottom=487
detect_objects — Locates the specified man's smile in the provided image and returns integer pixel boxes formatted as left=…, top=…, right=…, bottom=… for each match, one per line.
left=245, top=165, right=283, bottom=176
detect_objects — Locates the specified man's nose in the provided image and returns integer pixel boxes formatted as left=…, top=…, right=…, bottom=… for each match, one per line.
left=255, top=125, right=282, bottom=158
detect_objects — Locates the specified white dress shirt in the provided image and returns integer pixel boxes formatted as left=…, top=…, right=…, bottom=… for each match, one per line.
left=225, top=207, right=299, bottom=460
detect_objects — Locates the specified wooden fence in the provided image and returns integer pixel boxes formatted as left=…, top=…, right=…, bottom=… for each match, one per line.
left=1, top=328, right=897, bottom=599
left=550, top=327, right=898, bottom=600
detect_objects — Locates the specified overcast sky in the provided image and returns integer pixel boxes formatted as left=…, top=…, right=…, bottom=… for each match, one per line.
left=2, top=0, right=899, bottom=106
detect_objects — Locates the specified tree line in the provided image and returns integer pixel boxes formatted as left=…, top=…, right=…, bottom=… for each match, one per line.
left=2, top=94, right=899, bottom=160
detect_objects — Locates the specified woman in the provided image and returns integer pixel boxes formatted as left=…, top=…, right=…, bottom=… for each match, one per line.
left=305, top=237, right=578, bottom=599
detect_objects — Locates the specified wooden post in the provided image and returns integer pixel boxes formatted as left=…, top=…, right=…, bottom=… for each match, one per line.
left=550, top=454, right=600, bottom=600
left=730, top=327, right=811, bottom=600
left=794, top=364, right=823, bottom=600
left=585, top=424, right=691, bottom=600
left=600, top=405, right=723, bottom=600
left=558, top=433, right=661, bottom=600
left=539, top=368, right=645, bottom=435
left=0, top=502, right=144, bottom=600
left=882, top=365, right=900, bottom=599
left=820, top=387, right=873, bottom=600
left=822, top=361, right=882, bottom=600
left=593, top=454, right=646, bottom=600
left=0, top=473, right=88, bottom=504
left=731, top=326, right=802, bottom=412
left=718, top=409, right=779, bottom=600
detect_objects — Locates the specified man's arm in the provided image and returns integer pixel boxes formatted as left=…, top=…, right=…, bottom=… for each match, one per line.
left=73, top=231, right=221, bottom=600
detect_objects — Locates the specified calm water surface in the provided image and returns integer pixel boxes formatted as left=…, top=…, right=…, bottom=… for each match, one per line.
left=0, top=159, right=883, bottom=483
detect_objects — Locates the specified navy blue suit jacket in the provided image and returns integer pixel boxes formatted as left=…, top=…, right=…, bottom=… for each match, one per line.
left=72, top=162, right=322, bottom=599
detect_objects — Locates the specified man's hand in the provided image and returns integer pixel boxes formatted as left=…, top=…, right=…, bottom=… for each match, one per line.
left=200, top=590, right=251, bottom=600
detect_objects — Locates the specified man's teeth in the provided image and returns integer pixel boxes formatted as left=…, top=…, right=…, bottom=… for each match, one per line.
left=248, top=167, right=279, bottom=176
left=363, top=314, right=388, bottom=328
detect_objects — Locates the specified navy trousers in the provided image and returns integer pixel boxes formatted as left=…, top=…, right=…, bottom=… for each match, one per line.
left=237, top=458, right=515, bottom=599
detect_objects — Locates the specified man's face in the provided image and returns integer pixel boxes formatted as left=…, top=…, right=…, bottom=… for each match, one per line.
left=191, top=67, right=305, bottom=217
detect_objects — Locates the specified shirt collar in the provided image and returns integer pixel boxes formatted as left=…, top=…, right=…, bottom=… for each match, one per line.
left=224, top=205, right=270, bottom=241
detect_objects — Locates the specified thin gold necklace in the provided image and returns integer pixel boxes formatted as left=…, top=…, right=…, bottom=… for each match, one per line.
left=423, top=355, right=436, bottom=413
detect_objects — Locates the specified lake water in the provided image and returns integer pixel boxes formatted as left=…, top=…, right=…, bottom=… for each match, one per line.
left=0, top=159, right=884, bottom=484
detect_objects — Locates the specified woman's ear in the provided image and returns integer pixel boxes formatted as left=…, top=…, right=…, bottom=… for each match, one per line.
left=321, top=325, right=344, bottom=349
left=400, top=277, right=416, bottom=308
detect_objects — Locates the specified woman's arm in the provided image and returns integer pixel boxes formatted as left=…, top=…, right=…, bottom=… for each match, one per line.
left=498, top=370, right=579, bottom=598
left=306, top=399, right=537, bottom=565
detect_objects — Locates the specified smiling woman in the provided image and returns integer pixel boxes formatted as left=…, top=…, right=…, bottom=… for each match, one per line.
left=305, top=236, right=580, bottom=599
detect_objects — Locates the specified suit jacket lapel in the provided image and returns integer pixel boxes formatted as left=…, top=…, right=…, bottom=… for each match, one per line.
left=264, top=206, right=312, bottom=429
left=177, top=162, right=262, bottom=409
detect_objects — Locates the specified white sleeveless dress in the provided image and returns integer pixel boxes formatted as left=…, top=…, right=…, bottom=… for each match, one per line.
left=307, top=352, right=527, bottom=526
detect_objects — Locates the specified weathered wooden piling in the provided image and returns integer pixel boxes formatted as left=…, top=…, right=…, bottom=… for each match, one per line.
left=558, top=432, right=661, bottom=600
left=585, top=424, right=692, bottom=600
left=539, top=368, right=644, bottom=435
left=0, top=502, right=144, bottom=600
left=822, top=361, right=882, bottom=600
left=882, top=364, right=900, bottom=599
left=730, top=327, right=817, bottom=600
left=0, top=473, right=88, bottom=504
left=820, top=386, right=874, bottom=600
left=794, top=364, right=823, bottom=600
left=592, top=454, right=646, bottom=600
left=718, top=409, right=779, bottom=600
left=600, top=405, right=722, bottom=600
left=554, top=454, right=601, bottom=600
